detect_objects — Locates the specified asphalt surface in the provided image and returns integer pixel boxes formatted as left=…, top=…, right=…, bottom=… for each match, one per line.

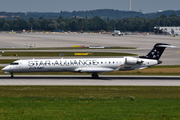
left=0, top=75, right=180, bottom=86
left=0, top=33, right=180, bottom=48
left=0, top=33, right=179, bottom=66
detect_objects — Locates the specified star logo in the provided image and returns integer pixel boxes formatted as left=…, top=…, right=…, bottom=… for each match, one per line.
left=151, top=49, right=159, bottom=58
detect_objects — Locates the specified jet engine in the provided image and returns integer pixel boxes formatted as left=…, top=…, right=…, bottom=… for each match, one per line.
left=125, top=57, right=143, bottom=65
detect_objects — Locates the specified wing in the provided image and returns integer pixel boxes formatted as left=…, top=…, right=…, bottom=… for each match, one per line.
left=75, top=67, right=114, bottom=73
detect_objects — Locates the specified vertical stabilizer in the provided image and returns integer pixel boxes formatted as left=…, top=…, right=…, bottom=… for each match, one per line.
left=139, top=43, right=174, bottom=60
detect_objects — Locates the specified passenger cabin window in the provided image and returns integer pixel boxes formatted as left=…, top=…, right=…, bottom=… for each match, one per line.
left=10, top=62, right=19, bottom=65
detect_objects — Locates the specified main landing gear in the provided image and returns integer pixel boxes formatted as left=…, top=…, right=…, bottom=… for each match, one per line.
left=91, top=73, right=99, bottom=78
left=11, top=72, right=14, bottom=78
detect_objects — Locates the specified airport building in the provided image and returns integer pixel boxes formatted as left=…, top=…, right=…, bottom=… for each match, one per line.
left=154, top=26, right=180, bottom=35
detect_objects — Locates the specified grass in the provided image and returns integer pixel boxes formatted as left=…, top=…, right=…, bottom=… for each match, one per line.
left=151, top=65, right=180, bottom=68
left=0, top=52, right=137, bottom=57
left=0, top=86, right=180, bottom=119
left=0, top=59, right=17, bottom=64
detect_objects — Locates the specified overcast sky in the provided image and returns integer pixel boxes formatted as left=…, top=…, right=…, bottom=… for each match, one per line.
left=0, top=0, right=180, bottom=13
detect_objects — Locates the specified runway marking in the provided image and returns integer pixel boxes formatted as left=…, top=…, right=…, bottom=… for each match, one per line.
left=176, top=51, right=180, bottom=54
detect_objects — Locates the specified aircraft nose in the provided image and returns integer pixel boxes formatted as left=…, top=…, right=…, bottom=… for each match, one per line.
left=2, top=67, right=6, bottom=71
left=2, top=66, right=8, bottom=71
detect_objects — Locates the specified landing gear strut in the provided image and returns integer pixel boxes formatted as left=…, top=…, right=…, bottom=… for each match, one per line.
left=91, top=73, right=99, bottom=78
left=11, top=72, right=14, bottom=78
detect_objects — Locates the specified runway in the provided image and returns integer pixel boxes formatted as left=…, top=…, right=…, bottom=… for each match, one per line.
left=0, top=75, right=180, bottom=86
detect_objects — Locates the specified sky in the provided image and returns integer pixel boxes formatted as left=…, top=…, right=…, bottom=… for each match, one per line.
left=0, top=0, right=180, bottom=13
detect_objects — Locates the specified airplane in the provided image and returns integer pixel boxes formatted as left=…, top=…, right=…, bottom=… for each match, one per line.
left=112, top=30, right=123, bottom=36
left=2, top=43, right=174, bottom=78
left=112, top=25, right=123, bottom=36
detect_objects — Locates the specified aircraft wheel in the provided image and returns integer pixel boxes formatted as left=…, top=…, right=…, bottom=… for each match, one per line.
left=92, top=73, right=99, bottom=78
left=11, top=73, right=14, bottom=78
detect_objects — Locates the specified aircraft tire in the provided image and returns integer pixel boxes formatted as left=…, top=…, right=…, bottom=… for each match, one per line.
left=92, top=73, right=99, bottom=78
left=11, top=73, right=14, bottom=78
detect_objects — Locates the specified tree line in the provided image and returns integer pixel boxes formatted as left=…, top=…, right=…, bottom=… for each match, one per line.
left=1, top=9, right=180, bottom=20
left=0, top=14, right=180, bottom=32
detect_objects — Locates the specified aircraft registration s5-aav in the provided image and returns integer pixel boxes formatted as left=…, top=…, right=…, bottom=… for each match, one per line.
left=2, top=43, right=175, bottom=78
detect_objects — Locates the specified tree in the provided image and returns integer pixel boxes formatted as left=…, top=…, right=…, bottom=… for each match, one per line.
left=107, top=16, right=109, bottom=22
left=41, top=19, right=50, bottom=30
left=48, top=23, right=57, bottom=31
left=48, top=19, right=59, bottom=31
left=69, top=19, right=79, bottom=31
left=29, top=17, right=35, bottom=24
left=3, top=23, right=10, bottom=31
left=160, top=15, right=167, bottom=19
left=18, top=19, right=28, bottom=30
left=0, top=19, right=5, bottom=30
left=39, top=16, right=44, bottom=21
left=11, top=20, right=20, bottom=30
left=59, top=21, right=66, bottom=30
left=78, top=19, right=89, bottom=31
left=33, top=22, right=41, bottom=30
left=89, top=16, right=106, bottom=31
left=58, top=16, right=63, bottom=20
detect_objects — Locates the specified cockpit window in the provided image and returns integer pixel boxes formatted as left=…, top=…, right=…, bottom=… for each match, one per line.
left=10, top=62, right=19, bottom=65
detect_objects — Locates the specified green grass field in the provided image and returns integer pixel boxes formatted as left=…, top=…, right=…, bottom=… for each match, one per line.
left=0, top=86, right=180, bottom=119
left=0, top=59, right=17, bottom=64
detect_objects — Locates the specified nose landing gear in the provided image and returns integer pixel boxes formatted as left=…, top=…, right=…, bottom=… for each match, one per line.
left=11, top=72, right=14, bottom=78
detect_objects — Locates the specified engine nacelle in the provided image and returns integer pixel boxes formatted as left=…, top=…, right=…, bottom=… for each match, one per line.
left=125, top=57, right=143, bottom=65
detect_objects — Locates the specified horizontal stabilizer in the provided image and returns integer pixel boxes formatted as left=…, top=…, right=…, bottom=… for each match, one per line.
left=156, top=44, right=176, bottom=48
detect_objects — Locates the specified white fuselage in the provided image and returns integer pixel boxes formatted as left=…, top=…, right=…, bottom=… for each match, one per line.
left=2, top=57, right=158, bottom=73
left=112, top=30, right=123, bottom=36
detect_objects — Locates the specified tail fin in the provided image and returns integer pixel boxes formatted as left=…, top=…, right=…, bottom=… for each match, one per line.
left=139, top=43, right=174, bottom=60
